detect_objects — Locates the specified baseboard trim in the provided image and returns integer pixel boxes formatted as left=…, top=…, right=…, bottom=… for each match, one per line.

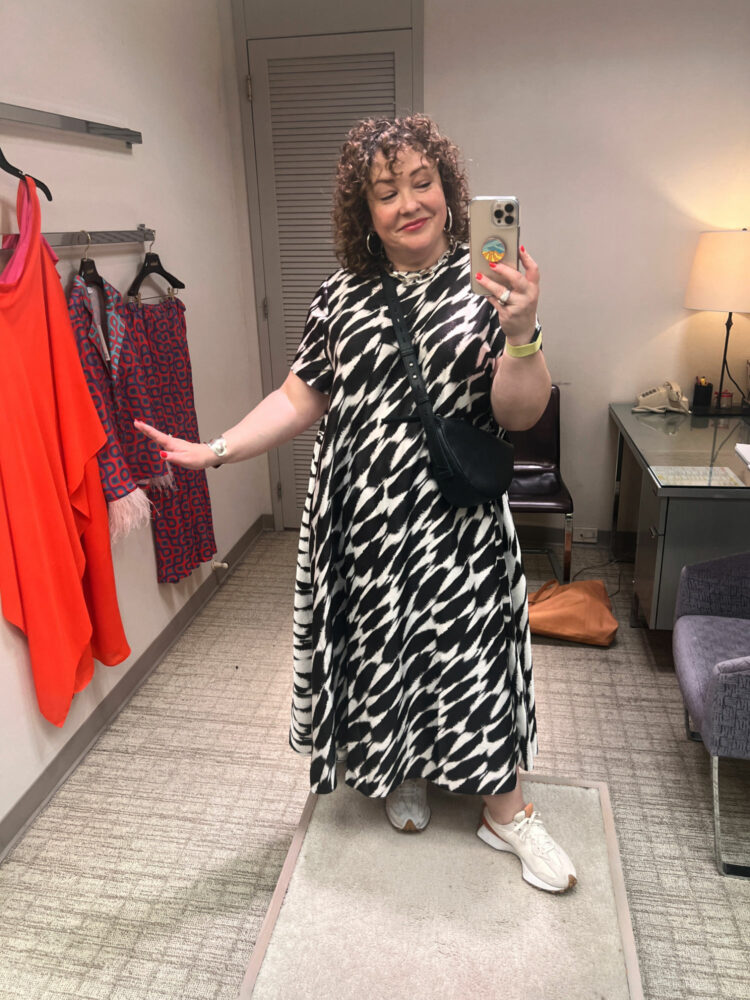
left=0, top=515, right=274, bottom=863
left=515, top=524, right=605, bottom=548
left=514, top=524, right=631, bottom=552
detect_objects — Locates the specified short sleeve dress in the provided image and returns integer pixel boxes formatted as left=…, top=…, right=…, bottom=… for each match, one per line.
left=289, top=244, right=537, bottom=798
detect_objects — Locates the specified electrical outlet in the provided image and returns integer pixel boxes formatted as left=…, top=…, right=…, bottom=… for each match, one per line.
left=573, top=527, right=599, bottom=544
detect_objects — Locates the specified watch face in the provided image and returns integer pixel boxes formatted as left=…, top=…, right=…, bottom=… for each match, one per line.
left=211, top=437, right=228, bottom=457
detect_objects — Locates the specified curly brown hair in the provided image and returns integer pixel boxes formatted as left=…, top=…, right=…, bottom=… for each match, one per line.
left=332, top=113, right=470, bottom=277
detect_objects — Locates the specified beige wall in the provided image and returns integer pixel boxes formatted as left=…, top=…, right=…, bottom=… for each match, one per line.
left=424, top=0, right=750, bottom=530
left=0, top=0, right=266, bottom=821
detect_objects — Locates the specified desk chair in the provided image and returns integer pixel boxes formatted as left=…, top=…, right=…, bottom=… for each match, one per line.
left=506, top=384, right=574, bottom=582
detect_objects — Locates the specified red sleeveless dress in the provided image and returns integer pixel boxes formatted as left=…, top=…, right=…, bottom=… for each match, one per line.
left=0, top=179, right=130, bottom=726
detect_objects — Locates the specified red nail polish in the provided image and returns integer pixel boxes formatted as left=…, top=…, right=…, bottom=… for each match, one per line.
left=475, top=272, right=483, bottom=280
left=160, top=451, right=168, bottom=458
left=520, top=245, right=525, bottom=253
left=489, top=262, right=497, bottom=269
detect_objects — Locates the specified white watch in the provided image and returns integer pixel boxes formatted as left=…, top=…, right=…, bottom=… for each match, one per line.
left=207, top=436, right=228, bottom=465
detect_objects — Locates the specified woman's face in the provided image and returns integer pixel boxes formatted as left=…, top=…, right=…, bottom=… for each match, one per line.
left=366, top=145, right=449, bottom=271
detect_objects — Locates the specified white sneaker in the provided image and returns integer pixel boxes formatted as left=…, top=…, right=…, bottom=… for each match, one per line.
left=385, top=779, right=430, bottom=832
left=477, top=803, right=577, bottom=893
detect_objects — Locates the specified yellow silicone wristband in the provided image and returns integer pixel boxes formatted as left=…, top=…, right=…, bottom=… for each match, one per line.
left=504, top=332, right=542, bottom=358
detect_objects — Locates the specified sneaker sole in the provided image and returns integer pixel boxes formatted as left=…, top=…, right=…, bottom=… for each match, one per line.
left=386, top=808, right=431, bottom=833
left=477, top=819, right=577, bottom=894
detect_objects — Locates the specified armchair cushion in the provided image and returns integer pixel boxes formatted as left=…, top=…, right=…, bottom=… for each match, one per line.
left=673, top=614, right=750, bottom=755
left=706, top=656, right=750, bottom=759
left=673, top=552, right=750, bottom=621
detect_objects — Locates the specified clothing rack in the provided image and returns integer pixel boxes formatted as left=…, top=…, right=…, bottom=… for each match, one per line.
left=1, top=225, right=155, bottom=250
left=0, top=103, right=142, bottom=148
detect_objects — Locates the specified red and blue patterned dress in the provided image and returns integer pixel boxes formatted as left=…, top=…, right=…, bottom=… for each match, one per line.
left=127, top=297, right=217, bottom=583
left=68, top=276, right=169, bottom=541
left=69, top=281, right=217, bottom=583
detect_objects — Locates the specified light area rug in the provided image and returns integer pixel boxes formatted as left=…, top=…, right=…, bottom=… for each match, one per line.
left=241, top=773, right=643, bottom=1000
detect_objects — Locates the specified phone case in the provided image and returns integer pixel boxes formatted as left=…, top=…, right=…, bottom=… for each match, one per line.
left=469, top=196, right=520, bottom=296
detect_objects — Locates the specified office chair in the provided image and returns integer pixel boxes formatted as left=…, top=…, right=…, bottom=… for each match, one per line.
left=505, top=384, right=574, bottom=582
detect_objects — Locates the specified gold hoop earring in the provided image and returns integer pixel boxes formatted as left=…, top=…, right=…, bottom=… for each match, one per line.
left=366, top=231, right=380, bottom=257
left=444, top=206, right=453, bottom=233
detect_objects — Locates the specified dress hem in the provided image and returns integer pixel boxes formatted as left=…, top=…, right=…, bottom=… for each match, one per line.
left=289, top=733, right=538, bottom=799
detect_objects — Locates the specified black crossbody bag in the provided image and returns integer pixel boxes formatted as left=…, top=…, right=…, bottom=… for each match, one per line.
left=381, top=268, right=515, bottom=508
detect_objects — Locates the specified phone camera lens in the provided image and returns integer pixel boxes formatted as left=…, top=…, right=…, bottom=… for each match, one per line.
left=504, top=202, right=515, bottom=213
left=493, top=210, right=504, bottom=222
left=505, top=214, right=515, bottom=224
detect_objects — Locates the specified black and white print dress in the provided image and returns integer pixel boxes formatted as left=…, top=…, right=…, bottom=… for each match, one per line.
left=290, top=244, right=537, bottom=798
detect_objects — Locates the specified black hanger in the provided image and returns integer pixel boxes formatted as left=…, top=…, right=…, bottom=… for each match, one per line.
left=78, top=233, right=111, bottom=353
left=0, top=146, right=52, bottom=201
left=127, top=250, right=185, bottom=297
left=78, top=232, right=105, bottom=291
left=79, top=257, right=105, bottom=291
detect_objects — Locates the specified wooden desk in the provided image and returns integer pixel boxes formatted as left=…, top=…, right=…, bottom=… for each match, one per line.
left=609, top=404, right=750, bottom=629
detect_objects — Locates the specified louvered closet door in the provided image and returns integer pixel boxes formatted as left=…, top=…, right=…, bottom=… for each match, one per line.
left=248, top=31, right=413, bottom=528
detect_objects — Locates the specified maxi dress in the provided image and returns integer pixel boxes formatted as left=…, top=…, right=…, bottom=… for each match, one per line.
left=0, top=179, right=130, bottom=726
left=289, top=244, right=537, bottom=798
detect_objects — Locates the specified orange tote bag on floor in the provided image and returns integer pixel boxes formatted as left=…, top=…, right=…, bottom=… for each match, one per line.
left=527, top=579, right=618, bottom=647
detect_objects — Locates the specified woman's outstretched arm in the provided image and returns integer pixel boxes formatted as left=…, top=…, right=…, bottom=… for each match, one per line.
left=134, top=372, right=329, bottom=469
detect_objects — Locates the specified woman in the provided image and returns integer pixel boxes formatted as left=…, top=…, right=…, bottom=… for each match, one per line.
left=136, top=114, right=576, bottom=894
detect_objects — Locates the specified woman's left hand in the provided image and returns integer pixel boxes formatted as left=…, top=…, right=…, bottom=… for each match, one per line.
left=475, top=245, right=540, bottom=343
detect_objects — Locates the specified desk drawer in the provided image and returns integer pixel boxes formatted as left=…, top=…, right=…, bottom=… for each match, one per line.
left=657, top=498, right=750, bottom=628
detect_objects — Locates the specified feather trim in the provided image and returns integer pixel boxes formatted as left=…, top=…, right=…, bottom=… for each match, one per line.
left=138, top=463, right=176, bottom=493
left=149, top=471, right=176, bottom=491
left=108, top=488, right=153, bottom=543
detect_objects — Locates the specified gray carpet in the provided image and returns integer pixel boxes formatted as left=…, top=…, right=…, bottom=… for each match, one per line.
left=0, top=532, right=748, bottom=999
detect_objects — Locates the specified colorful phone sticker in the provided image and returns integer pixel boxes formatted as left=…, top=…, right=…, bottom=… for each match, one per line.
left=482, top=238, right=506, bottom=263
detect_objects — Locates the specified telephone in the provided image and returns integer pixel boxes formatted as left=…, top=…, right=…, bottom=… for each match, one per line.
left=633, top=380, right=690, bottom=414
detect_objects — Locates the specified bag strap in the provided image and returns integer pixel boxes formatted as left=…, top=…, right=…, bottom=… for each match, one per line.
left=528, top=580, right=561, bottom=605
left=380, top=269, right=449, bottom=472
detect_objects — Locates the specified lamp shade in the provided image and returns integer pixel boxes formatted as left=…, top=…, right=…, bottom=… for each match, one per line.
left=684, top=229, right=750, bottom=313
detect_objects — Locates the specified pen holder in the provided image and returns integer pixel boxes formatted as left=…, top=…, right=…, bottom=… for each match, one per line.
left=692, top=382, right=712, bottom=411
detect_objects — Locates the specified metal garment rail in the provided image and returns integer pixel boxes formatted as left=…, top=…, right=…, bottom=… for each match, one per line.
left=1, top=226, right=155, bottom=250
left=0, top=103, right=142, bottom=148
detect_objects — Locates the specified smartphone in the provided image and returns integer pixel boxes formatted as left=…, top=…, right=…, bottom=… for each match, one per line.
left=469, top=196, right=520, bottom=296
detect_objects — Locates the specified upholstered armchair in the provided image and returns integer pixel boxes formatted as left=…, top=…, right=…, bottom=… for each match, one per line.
left=672, top=552, right=750, bottom=877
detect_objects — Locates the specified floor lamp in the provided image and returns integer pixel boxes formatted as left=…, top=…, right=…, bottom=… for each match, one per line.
left=684, top=229, right=750, bottom=415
